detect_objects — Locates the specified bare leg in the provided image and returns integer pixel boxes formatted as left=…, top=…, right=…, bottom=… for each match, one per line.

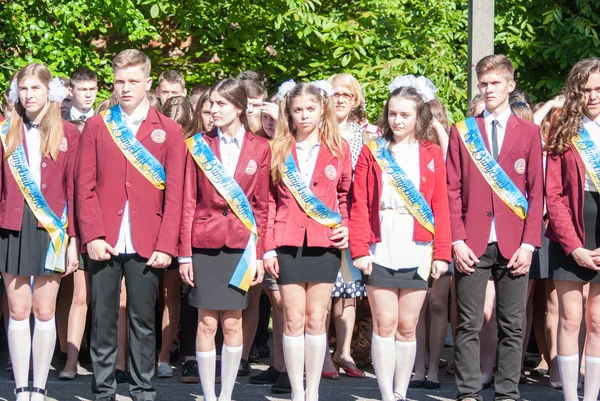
left=532, top=280, right=550, bottom=373
left=158, top=269, right=181, bottom=364
left=241, top=285, right=262, bottom=361
left=55, top=274, right=73, bottom=353
left=426, top=275, right=452, bottom=383
left=545, top=279, right=560, bottom=384
left=63, top=270, right=90, bottom=374
left=266, top=289, right=286, bottom=372
left=412, top=294, right=428, bottom=382
left=322, top=297, right=336, bottom=373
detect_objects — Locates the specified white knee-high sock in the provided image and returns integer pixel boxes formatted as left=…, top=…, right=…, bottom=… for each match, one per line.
left=583, top=355, right=600, bottom=401
left=31, top=317, right=56, bottom=400
left=393, top=340, right=417, bottom=401
left=196, top=350, right=217, bottom=401
left=219, top=344, right=242, bottom=401
left=558, top=354, right=580, bottom=401
left=371, top=333, right=396, bottom=401
left=304, top=333, right=327, bottom=401
left=283, top=334, right=305, bottom=401
left=8, top=317, right=31, bottom=399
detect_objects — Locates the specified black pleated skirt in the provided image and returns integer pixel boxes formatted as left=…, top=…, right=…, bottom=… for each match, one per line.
left=276, top=245, right=341, bottom=285
left=363, top=263, right=430, bottom=289
left=550, top=191, right=600, bottom=284
left=0, top=203, right=58, bottom=277
left=188, top=247, right=249, bottom=310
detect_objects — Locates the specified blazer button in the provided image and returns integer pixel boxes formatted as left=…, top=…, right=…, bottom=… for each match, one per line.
left=41, top=162, right=47, bottom=168
left=487, top=212, right=492, bottom=217
left=118, top=210, right=124, bottom=215
left=313, top=182, right=318, bottom=187
left=223, top=211, right=228, bottom=216
left=41, top=183, right=47, bottom=189
left=126, top=182, right=131, bottom=188
left=421, top=177, right=426, bottom=182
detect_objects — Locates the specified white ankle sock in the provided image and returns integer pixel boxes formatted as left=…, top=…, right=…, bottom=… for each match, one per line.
left=371, top=333, right=396, bottom=401
left=219, top=344, right=242, bottom=401
left=31, top=317, right=55, bottom=400
left=196, top=350, right=217, bottom=401
left=8, top=317, right=31, bottom=397
left=558, top=353, right=580, bottom=401
left=283, top=334, right=305, bottom=401
left=305, top=333, right=326, bottom=401
left=393, top=340, right=417, bottom=400
left=583, top=355, right=600, bottom=401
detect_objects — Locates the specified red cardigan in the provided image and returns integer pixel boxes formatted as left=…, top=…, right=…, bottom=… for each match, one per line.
left=545, top=142, right=588, bottom=254
left=0, top=120, right=80, bottom=237
left=265, top=141, right=353, bottom=250
left=349, top=141, right=452, bottom=262
left=178, top=129, right=271, bottom=259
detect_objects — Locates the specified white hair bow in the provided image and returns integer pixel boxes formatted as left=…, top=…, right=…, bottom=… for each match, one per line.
left=312, top=80, right=334, bottom=98
left=47, top=77, right=68, bottom=103
left=388, top=75, right=437, bottom=103
left=8, top=79, right=19, bottom=104
left=278, top=79, right=297, bottom=101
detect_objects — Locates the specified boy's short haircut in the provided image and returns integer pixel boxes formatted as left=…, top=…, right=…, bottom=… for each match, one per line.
left=188, top=84, right=210, bottom=108
left=158, top=70, right=186, bottom=89
left=237, top=70, right=264, bottom=83
left=71, top=67, right=98, bottom=86
left=113, top=49, right=151, bottom=78
left=239, top=78, right=267, bottom=100
left=475, top=54, right=515, bottom=81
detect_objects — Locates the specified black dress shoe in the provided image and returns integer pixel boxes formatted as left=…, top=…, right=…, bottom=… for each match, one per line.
left=238, top=359, right=250, bottom=376
left=271, top=372, right=292, bottom=394
left=180, top=360, right=200, bottom=384
left=424, top=380, right=440, bottom=389
left=249, top=366, right=281, bottom=384
left=115, top=369, right=129, bottom=384
left=409, top=379, right=425, bottom=388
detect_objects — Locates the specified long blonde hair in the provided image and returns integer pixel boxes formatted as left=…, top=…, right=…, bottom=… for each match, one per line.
left=6, top=63, right=64, bottom=160
left=270, top=82, right=344, bottom=182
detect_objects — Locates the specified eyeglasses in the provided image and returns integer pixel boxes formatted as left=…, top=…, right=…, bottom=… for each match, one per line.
left=333, top=92, right=354, bottom=101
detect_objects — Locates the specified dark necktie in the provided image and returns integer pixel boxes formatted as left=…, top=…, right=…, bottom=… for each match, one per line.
left=79, top=115, right=87, bottom=121
left=491, top=120, right=499, bottom=160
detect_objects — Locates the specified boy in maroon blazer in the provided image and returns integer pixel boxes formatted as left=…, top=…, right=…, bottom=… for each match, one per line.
left=446, top=55, right=544, bottom=401
left=75, top=49, right=186, bottom=401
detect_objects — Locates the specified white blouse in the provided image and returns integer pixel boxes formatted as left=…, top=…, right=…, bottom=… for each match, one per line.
left=369, top=140, right=431, bottom=270
left=25, top=126, right=42, bottom=188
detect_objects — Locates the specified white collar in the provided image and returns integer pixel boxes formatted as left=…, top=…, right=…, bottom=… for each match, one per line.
left=70, top=106, right=94, bottom=120
left=583, top=115, right=600, bottom=125
left=119, top=99, right=150, bottom=126
left=217, top=125, right=246, bottom=144
left=483, top=106, right=512, bottom=128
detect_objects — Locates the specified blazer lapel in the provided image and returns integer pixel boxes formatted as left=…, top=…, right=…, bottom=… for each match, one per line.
left=233, top=131, right=256, bottom=183
left=498, top=114, right=519, bottom=163
left=136, top=106, right=160, bottom=143
left=312, top=145, right=336, bottom=185
left=475, top=115, right=491, bottom=153
left=203, top=129, right=221, bottom=162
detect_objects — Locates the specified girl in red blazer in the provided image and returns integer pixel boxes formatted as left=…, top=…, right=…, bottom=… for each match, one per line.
left=264, top=81, right=352, bottom=401
left=545, top=58, right=600, bottom=401
left=0, top=63, right=79, bottom=401
left=178, top=78, right=270, bottom=401
left=349, top=84, right=451, bottom=401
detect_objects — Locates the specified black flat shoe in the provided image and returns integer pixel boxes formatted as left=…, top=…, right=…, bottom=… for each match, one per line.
left=409, top=379, right=425, bottom=388
left=238, top=359, right=250, bottom=377
left=249, top=366, right=281, bottom=384
left=424, top=380, right=440, bottom=389
left=271, top=372, right=292, bottom=394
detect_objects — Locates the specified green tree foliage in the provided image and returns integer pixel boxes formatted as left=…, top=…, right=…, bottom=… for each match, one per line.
left=0, top=0, right=598, bottom=121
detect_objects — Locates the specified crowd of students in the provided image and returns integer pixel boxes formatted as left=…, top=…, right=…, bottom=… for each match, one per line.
left=0, top=50, right=599, bottom=401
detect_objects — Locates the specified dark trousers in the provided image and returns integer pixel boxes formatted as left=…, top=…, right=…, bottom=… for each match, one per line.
left=454, top=243, right=528, bottom=401
left=88, top=254, right=160, bottom=401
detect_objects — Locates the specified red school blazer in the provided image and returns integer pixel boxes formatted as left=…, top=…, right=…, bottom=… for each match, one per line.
left=75, top=106, right=186, bottom=259
left=349, top=141, right=452, bottom=263
left=545, top=141, right=589, bottom=254
left=0, top=120, right=80, bottom=237
left=264, top=141, right=353, bottom=250
left=446, top=113, right=544, bottom=259
left=178, top=129, right=271, bottom=259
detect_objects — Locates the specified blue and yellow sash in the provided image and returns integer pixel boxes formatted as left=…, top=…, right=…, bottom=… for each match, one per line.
left=186, top=133, right=258, bottom=293
left=367, top=138, right=434, bottom=279
left=0, top=120, right=68, bottom=272
left=455, top=117, right=528, bottom=220
left=102, top=105, right=166, bottom=190
left=572, top=125, right=600, bottom=192
left=281, top=153, right=342, bottom=228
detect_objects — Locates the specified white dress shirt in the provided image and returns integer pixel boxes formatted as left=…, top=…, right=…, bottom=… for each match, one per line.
left=178, top=126, right=246, bottom=264
left=70, top=106, right=94, bottom=121
left=25, top=126, right=42, bottom=188
left=370, top=141, right=430, bottom=269
left=583, top=115, right=600, bottom=192
left=115, top=100, right=150, bottom=254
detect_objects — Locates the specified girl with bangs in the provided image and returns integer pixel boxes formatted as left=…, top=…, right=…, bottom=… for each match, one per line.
left=349, top=78, right=451, bottom=401
left=264, top=81, right=352, bottom=401
left=546, top=58, right=600, bottom=401
left=0, top=63, right=80, bottom=400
